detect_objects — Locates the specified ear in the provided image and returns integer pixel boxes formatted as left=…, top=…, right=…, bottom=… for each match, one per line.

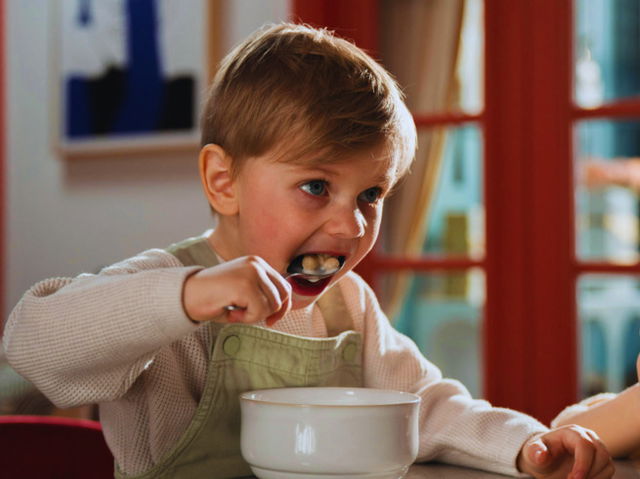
left=198, top=144, right=238, bottom=215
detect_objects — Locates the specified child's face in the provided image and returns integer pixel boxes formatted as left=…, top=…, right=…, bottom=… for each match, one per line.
left=212, top=143, right=396, bottom=309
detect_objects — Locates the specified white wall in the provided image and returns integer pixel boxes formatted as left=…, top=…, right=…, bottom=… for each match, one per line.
left=4, top=0, right=290, bottom=318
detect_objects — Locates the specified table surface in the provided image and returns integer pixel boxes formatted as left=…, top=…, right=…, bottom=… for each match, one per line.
left=406, top=461, right=640, bottom=478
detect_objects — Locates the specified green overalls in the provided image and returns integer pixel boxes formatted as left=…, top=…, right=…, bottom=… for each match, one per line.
left=116, top=236, right=364, bottom=479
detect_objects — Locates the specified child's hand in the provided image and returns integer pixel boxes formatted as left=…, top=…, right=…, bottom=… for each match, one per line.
left=517, top=425, right=614, bottom=479
left=182, top=256, right=292, bottom=326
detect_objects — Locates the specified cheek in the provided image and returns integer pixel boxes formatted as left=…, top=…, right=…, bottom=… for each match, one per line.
left=251, top=207, right=279, bottom=235
left=243, top=199, right=304, bottom=255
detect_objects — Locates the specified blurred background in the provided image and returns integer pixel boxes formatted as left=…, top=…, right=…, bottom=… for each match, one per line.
left=1, top=0, right=639, bottom=426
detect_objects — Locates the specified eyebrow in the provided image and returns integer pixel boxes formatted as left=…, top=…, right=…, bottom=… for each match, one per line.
left=303, top=165, right=394, bottom=190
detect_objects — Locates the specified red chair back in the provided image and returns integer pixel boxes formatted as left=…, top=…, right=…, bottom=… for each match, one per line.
left=0, top=415, right=114, bottom=478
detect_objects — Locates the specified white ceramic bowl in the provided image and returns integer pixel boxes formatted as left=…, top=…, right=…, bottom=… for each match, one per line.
left=240, top=387, right=420, bottom=479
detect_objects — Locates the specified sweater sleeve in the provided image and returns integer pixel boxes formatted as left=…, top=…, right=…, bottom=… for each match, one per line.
left=347, top=274, right=548, bottom=477
left=2, top=249, right=202, bottom=408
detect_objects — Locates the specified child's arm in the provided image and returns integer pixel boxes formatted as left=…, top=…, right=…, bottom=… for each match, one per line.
left=349, top=274, right=613, bottom=477
left=3, top=249, right=202, bottom=408
left=4, top=249, right=292, bottom=410
left=351, top=274, right=544, bottom=476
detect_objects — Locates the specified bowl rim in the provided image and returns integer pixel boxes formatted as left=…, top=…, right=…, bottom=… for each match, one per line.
left=239, top=387, right=421, bottom=408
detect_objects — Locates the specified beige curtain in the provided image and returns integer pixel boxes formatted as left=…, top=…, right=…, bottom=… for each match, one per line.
left=380, top=0, right=466, bottom=316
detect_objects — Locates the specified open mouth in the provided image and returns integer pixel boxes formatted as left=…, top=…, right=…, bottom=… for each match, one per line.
left=286, top=253, right=346, bottom=276
left=286, top=253, right=346, bottom=296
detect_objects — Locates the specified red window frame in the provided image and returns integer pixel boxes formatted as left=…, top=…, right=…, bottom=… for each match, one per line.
left=483, top=0, right=640, bottom=422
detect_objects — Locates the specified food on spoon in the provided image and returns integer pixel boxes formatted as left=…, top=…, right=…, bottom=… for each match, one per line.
left=301, top=254, right=341, bottom=274
left=302, top=254, right=320, bottom=273
left=322, top=256, right=340, bottom=273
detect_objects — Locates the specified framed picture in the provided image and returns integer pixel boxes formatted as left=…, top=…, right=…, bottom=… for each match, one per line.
left=52, top=0, right=221, bottom=158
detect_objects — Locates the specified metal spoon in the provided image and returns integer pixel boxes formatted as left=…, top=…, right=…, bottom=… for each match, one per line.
left=223, top=264, right=342, bottom=312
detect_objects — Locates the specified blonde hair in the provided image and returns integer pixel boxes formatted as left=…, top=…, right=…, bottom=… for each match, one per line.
left=201, top=23, right=416, bottom=180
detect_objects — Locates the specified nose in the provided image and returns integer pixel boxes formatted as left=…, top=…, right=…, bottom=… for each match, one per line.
left=324, top=203, right=366, bottom=239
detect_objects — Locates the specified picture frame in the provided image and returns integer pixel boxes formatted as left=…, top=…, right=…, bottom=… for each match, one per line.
left=51, top=0, right=221, bottom=159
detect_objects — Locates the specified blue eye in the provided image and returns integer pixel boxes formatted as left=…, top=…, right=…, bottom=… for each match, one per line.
left=300, top=180, right=328, bottom=196
left=359, top=187, right=382, bottom=204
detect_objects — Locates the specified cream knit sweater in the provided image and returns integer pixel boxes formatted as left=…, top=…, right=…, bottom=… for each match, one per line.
left=3, top=245, right=547, bottom=476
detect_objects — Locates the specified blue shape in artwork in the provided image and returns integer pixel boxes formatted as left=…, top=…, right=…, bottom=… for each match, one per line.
left=112, top=0, right=163, bottom=134
left=77, top=0, right=93, bottom=26
left=64, top=0, right=180, bottom=139
left=66, top=78, right=91, bottom=137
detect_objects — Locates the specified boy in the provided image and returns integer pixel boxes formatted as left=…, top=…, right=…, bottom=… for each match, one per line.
left=4, top=23, right=613, bottom=479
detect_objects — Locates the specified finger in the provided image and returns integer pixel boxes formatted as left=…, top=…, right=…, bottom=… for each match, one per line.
left=265, top=275, right=292, bottom=326
left=255, top=261, right=292, bottom=325
left=256, top=269, right=289, bottom=318
left=265, top=291, right=291, bottom=326
left=265, top=297, right=291, bottom=326
left=228, top=262, right=282, bottom=324
left=569, top=432, right=595, bottom=479
left=222, top=285, right=272, bottom=324
left=591, top=462, right=615, bottom=479
left=240, top=289, right=275, bottom=323
left=225, top=256, right=291, bottom=325
left=226, top=308, right=246, bottom=323
left=527, top=438, right=551, bottom=469
left=260, top=257, right=292, bottom=301
left=266, top=311, right=284, bottom=327
left=584, top=430, right=614, bottom=477
left=518, top=437, right=557, bottom=477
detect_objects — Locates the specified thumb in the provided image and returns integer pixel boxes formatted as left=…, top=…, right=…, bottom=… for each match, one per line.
left=525, top=438, right=552, bottom=472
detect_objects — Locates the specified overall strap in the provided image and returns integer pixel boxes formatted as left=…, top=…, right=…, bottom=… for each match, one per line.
left=166, top=235, right=220, bottom=268
left=316, top=284, right=354, bottom=336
